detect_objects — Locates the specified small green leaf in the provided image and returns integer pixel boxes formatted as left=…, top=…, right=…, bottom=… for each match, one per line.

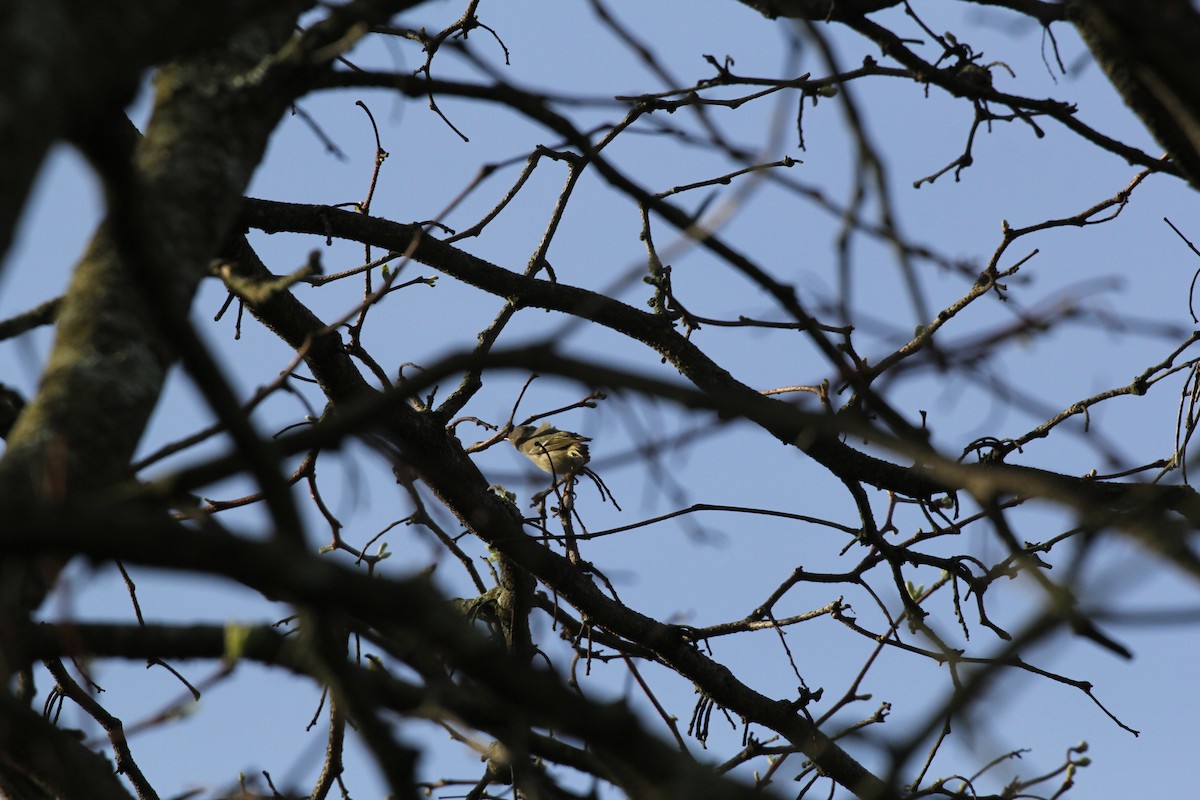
left=224, top=622, right=253, bottom=664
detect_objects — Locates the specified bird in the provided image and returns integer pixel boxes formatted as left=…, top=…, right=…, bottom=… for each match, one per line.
left=507, top=422, right=591, bottom=476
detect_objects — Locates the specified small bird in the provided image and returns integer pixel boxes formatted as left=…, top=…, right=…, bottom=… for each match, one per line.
left=507, top=422, right=591, bottom=476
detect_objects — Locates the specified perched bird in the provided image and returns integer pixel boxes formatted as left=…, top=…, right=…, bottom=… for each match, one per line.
left=507, top=422, right=591, bottom=476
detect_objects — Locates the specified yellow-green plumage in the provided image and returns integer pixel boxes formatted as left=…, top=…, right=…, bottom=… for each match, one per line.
left=508, top=422, right=591, bottom=475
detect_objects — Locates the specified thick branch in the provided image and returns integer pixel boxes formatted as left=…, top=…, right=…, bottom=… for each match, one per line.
left=0, top=0, right=285, bottom=273
left=240, top=198, right=934, bottom=497
left=1067, top=0, right=1200, bottom=189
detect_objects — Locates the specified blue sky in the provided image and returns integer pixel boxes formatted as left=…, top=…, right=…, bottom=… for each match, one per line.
left=4, top=2, right=1200, bottom=798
